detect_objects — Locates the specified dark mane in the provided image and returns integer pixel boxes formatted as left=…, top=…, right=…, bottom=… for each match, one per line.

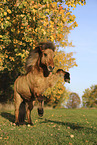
left=39, top=41, right=56, bottom=51
left=25, top=41, right=56, bottom=72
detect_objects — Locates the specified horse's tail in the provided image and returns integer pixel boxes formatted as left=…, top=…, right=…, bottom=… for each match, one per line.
left=19, top=100, right=26, bottom=123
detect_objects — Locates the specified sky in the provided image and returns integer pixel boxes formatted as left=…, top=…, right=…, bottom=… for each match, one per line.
left=64, top=0, right=97, bottom=99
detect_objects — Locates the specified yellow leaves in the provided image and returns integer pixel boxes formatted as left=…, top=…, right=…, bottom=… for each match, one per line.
left=62, top=17, right=67, bottom=23
left=7, top=9, right=11, bottom=14
left=13, top=39, right=18, bottom=44
left=65, top=0, right=86, bottom=7
left=20, top=26, right=24, bottom=29
left=17, top=30, right=20, bottom=34
left=51, top=2, right=57, bottom=8
left=6, top=17, right=10, bottom=20
left=5, top=54, right=8, bottom=58
left=33, top=16, right=35, bottom=21
left=20, top=14, right=25, bottom=18
left=54, top=50, right=77, bottom=72
left=73, top=21, right=78, bottom=27
left=46, top=9, right=49, bottom=13
left=4, top=12, right=7, bottom=16
left=66, top=12, right=71, bottom=16
left=22, top=37, right=25, bottom=41
left=9, top=56, right=15, bottom=61
left=3, top=0, right=6, bottom=2
left=0, top=35, right=2, bottom=38
left=57, top=33, right=64, bottom=41
left=1, top=18, right=3, bottom=22
left=50, top=36, right=54, bottom=42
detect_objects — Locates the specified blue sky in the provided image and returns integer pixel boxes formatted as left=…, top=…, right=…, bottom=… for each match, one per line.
left=64, top=0, right=97, bottom=99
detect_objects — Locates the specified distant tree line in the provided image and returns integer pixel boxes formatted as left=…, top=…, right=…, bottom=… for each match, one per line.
left=82, top=85, right=97, bottom=108
left=64, top=84, right=97, bottom=109
left=66, top=92, right=81, bottom=109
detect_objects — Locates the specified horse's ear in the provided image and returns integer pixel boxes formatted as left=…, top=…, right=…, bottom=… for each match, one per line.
left=39, top=46, right=43, bottom=52
left=37, top=45, right=44, bottom=54
left=37, top=41, right=56, bottom=52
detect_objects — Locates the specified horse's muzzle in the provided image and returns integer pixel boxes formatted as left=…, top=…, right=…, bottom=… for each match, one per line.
left=64, top=72, right=70, bottom=83
left=64, top=78, right=70, bottom=83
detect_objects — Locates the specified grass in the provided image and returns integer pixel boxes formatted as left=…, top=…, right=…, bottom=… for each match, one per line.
left=0, top=108, right=97, bottom=145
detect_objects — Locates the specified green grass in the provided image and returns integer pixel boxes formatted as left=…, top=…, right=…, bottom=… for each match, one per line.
left=0, top=108, right=97, bottom=145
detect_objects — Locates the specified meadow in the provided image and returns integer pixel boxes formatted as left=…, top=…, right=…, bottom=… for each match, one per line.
left=0, top=107, right=97, bottom=145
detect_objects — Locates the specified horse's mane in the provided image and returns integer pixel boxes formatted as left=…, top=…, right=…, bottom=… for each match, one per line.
left=25, top=41, right=56, bottom=72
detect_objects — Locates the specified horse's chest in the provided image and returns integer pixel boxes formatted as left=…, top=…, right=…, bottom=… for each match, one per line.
left=33, top=77, right=48, bottom=94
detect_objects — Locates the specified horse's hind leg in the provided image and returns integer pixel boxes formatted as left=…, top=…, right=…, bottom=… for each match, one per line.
left=26, top=101, right=34, bottom=125
left=14, top=92, right=23, bottom=125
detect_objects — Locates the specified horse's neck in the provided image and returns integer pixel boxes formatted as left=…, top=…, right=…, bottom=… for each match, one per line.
left=30, top=65, right=43, bottom=76
left=30, top=65, right=50, bottom=78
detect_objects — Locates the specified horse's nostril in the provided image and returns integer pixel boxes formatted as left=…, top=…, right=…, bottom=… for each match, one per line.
left=48, top=66, right=54, bottom=72
left=49, top=66, right=52, bottom=70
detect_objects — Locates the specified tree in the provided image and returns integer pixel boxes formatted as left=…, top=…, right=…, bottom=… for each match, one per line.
left=82, top=85, right=97, bottom=108
left=66, top=92, right=81, bottom=108
left=44, top=79, right=70, bottom=108
left=0, top=0, right=86, bottom=103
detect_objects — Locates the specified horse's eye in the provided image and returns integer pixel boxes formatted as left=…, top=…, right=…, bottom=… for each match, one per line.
left=44, top=53, right=47, bottom=57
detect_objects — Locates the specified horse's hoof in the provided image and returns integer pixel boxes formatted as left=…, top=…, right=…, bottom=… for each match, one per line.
left=15, top=122, right=20, bottom=126
left=28, top=122, right=33, bottom=126
left=38, top=108, right=44, bottom=117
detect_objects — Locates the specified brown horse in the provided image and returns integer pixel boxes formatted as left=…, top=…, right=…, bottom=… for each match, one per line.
left=14, top=41, right=70, bottom=125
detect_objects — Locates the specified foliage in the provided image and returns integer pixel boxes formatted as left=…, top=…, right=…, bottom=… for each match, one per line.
left=44, top=49, right=77, bottom=108
left=82, top=85, right=97, bottom=108
left=66, top=92, right=81, bottom=108
left=0, top=108, right=97, bottom=145
left=0, top=0, right=85, bottom=103
left=44, top=79, right=70, bottom=108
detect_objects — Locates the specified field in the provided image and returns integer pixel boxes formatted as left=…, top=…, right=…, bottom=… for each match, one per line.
left=0, top=108, right=97, bottom=145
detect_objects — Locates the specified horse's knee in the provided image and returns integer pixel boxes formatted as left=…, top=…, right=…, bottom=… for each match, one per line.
left=38, top=108, right=44, bottom=117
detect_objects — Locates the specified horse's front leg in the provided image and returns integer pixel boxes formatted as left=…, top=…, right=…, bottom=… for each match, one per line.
left=56, top=69, right=70, bottom=83
left=48, top=69, right=70, bottom=88
left=26, top=101, right=35, bottom=125
left=37, top=99, right=44, bottom=117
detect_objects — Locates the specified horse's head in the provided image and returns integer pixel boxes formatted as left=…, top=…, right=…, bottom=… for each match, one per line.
left=25, top=41, right=55, bottom=73
left=64, top=72, right=70, bottom=83
left=39, top=41, right=55, bottom=72
left=40, top=49, right=54, bottom=72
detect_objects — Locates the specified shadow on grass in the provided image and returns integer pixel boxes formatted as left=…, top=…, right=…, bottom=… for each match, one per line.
left=40, top=119, right=84, bottom=130
left=1, top=112, right=15, bottom=123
